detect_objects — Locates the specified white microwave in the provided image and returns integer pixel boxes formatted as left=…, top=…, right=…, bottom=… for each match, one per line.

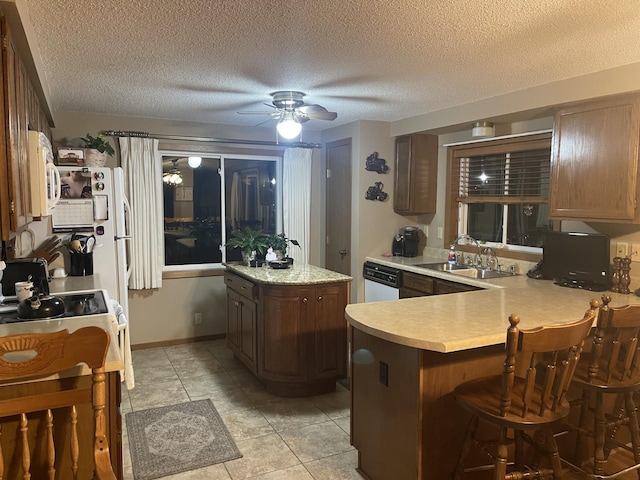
left=28, top=131, right=61, bottom=217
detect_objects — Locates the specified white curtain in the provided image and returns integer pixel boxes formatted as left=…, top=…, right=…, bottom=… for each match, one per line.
left=119, top=137, right=164, bottom=289
left=283, top=148, right=312, bottom=264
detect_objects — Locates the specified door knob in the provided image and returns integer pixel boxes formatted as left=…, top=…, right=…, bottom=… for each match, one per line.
left=339, top=249, right=348, bottom=257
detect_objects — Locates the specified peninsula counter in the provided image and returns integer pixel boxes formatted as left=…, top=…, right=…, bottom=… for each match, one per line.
left=346, top=255, right=631, bottom=479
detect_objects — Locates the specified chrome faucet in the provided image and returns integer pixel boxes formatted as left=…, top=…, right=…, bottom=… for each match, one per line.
left=453, top=234, right=482, bottom=267
left=481, top=247, right=499, bottom=271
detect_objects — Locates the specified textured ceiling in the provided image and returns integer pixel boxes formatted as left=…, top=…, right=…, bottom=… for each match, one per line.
left=20, top=0, right=640, bottom=131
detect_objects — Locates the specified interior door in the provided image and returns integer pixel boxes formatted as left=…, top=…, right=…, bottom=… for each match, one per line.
left=325, top=139, right=352, bottom=275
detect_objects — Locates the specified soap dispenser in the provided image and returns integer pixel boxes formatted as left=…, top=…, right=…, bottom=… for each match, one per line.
left=447, top=245, right=456, bottom=264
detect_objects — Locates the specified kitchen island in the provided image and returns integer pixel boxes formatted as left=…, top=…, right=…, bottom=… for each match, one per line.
left=224, top=263, right=351, bottom=396
left=347, top=255, right=632, bottom=479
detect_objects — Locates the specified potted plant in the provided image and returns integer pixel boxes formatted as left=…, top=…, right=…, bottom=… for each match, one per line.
left=265, top=233, right=301, bottom=264
left=265, top=233, right=289, bottom=259
left=81, top=133, right=115, bottom=167
left=226, top=226, right=269, bottom=266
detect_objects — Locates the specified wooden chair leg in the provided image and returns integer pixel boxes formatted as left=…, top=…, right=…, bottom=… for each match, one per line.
left=544, top=426, right=563, bottom=479
left=623, top=392, right=640, bottom=479
left=494, top=426, right=509, bottom=480
left=604, top=393, right=626, bottom=459
left=514, top=430, right=525, bottom=472
left=573, top=390, right=590, bottom=467
left=452, top=416, right=479, bottom=480
left=594, top=393, right=606, bottom=476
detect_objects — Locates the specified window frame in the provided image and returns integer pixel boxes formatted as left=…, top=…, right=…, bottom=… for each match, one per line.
left=160, top=148, right=282, bottom=274
left=444, top=132, right=553, bottom=261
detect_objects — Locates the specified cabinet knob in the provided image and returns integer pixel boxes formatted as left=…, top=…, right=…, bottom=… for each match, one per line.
left=234, top=301, right=239, bottom=307
left=302, top=297, right=308, bottom=303
left=317, top=296, right=322, bottom=302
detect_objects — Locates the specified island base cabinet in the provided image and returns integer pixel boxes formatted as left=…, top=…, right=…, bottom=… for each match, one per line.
left=225, top=274, right=258, bottom=373
left=260, top=283, right=348, bottom=396
left=225, top=269, right=350, bottom=397
left=0, top=371, right=122, bottom=479
left=351, top=327, right=505, bottom=479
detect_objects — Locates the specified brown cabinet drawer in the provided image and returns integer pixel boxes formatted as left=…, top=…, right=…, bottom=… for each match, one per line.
left=402, top=272, right=435, bottom=294
left=224, top=272, right=256, bottom=299
left=436, top=278, right=481, bottom=294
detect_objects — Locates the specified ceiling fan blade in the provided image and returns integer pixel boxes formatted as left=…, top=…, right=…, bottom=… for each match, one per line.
left=298, top=104, right=329, bottom=114
left=304, top=111, right=338, bottom=121
left=254, top=117, right=278, bottom=127
left=237, top=111, right=278, bottom=116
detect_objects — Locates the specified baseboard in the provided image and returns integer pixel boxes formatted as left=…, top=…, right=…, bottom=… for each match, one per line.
left=132, top=333, right=226, bottom=350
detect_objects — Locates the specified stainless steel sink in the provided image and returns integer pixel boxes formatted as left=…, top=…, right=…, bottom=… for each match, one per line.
left=448, top=268, right=517, bottom=279
left=413, top=262, right=474, bottom=272
left=413, top=262, right=518, bottom=279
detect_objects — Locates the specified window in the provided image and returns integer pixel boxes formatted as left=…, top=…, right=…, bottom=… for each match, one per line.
left=161, top=152, right=280, bottom=270
left=446, top=132, right=552, bottom=255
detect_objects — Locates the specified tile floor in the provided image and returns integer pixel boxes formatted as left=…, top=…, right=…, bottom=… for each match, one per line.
left=121, top=339, right=364, bottom=480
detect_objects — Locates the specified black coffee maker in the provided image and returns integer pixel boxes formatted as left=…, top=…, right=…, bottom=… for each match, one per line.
left=402, top=226, right=420, bottom=257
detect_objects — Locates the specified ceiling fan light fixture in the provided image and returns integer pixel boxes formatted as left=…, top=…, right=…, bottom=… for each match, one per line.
left=188, top=156, right=202, bottom=168
left=277, top=112, right=302, bottom=139
left=163, top=159, right=183, bottom=185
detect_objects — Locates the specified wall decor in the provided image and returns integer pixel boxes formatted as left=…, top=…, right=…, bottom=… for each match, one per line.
left=365, top=182, right=388, bottom=201
left=365, top=152, right=389, bottom=174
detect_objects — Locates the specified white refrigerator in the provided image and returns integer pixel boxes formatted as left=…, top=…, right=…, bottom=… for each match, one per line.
left=52, top=166, right=132, bottom=320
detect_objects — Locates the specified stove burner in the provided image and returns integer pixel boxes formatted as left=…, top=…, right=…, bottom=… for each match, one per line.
left=0, top=290, right=109, bottom=324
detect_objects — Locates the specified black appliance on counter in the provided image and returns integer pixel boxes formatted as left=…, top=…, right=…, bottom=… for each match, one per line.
left=402, top=226, right=420, bottom=257
left=392, top=234, right=405, bottom=256
left=391, top=226, right=421, bottom=257
left=0, top=290, right=109, bottom=324
left=1, top=258, right=50, bottom=296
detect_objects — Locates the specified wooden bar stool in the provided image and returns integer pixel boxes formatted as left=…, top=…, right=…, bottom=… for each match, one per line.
left=569, top=294, right=640, bottom=478
left=452, top=300, right=598, bottom=480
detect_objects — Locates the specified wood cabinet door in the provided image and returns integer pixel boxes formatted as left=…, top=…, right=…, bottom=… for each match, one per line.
left=550, top=94, right=640, bottom=222
left=260, top=285, right=310, bottom=382
left=394, top=135, right=412, bottom=212
left=312, top=283, right=347, bottom=379
left=0, top=18, right=10, bottom=239
left=238, top=297, right=257, bottom=372
left=226, top=289, right=241, bottom=353
left=394, top=134, right=438, bottom=215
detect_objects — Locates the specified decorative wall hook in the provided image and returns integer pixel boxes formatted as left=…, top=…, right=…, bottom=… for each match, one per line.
left=365, top=182, right=388, bottom=201
left=365, top=152, right=389, bottom=174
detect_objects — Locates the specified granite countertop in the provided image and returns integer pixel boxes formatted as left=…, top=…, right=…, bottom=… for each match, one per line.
left=225, top=263, right=352, bottom=285
left=347, top=254, right=633, bottom=354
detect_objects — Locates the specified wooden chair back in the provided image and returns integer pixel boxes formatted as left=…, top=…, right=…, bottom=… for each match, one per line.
left=0, top=327, right=116, bottom=480
left=502, top=301, right=597, bottom=418
left=587, top=294, right=640, bottom=386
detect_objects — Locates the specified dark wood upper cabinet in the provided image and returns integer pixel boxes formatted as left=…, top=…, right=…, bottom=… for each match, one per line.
left=549, top=92, right=640, bottom=223
left=394, top=134, right=438, bottom=215
left=0, top=9, right=53, bottom=240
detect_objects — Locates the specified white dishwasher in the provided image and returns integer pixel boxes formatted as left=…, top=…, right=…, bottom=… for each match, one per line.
left=363, top=261, right=402, bottom=302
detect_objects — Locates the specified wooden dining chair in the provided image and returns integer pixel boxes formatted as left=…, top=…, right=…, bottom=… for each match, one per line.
left=0, top=327, right=117, bottom=480
left=452, top=299, right=598, bottom=480
left=570, top=294, right=640, bottom=478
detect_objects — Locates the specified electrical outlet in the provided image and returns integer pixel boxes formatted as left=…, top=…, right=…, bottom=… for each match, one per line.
left=194, top=312, right=203, bottom=325
left=437, top=227, right=443, bottom=239
left=616, top=242, right=629, bottom=257
left=632, top=244, right=640, bottom=262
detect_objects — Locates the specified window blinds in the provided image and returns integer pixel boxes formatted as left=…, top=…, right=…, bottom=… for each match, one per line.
left=458, top=148, right=550, bottom=203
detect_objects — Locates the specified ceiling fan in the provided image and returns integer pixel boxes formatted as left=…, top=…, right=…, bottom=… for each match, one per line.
left=238, top=91, right=337, bottom=139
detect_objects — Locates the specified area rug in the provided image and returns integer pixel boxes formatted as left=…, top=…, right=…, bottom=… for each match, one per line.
left=126, top=399, right=242, bottom=480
